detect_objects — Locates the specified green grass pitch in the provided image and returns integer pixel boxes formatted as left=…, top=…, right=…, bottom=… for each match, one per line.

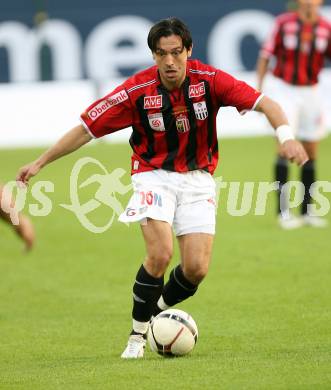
left=1, top=136, right=331, bottom=389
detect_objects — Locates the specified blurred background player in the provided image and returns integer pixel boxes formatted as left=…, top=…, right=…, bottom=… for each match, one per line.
left=256, top=0, right=331, bottom=229
left=16, top=18, right=307, bottom=359
left=0, top=184, right=35, bottom=251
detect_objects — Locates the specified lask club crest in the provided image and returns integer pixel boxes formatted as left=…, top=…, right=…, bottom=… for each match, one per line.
left=176, top=114, right=190, bottom=133
left=193, top=101, right=208, bottom=120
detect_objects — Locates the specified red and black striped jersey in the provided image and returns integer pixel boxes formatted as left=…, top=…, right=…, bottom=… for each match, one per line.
left=80, top=59, right=261, bottom=175
left=261, top=12, right=331, bottom=85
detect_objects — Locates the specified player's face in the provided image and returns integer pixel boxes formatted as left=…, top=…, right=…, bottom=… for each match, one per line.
left=153, top=35, right=192, bottom=90
left=297, top=0, right=323, bottom=12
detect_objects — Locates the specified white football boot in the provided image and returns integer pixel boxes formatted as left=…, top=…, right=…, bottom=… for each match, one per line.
left=277, top=214, right=304, bottom=230
left=121, top=334, right=146, bottom=359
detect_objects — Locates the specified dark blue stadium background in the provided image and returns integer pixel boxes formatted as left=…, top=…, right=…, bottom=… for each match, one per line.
left=0, top=0, right=330, bottom=82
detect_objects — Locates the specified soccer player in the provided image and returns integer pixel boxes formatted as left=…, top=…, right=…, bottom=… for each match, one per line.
left=16, top=18, right=308, bottom=358
left=256, top=0, right=331, bottom=229
left=0, top=184, right=35, bottom=251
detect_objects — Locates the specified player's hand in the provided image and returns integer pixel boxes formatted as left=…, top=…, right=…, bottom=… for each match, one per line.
left=16, top=161, right=41, bottom=187
left=281, top=140, right=309, bottom=166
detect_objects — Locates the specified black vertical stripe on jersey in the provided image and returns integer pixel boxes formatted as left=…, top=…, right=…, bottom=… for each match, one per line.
left=292, top=20, right=303, bottom=84
left=135, top=94, right=155, bottom=162
left=203, top=81, right=216, bottom=164
left=183, top=78, right=198, bottom=170
left=157, top=85, right=179, bottom=171
left=129, top=125, right=142, bottom=151
left=307, top=23, right=317, bottom=84
left=279, top=24, right=286, bottom=80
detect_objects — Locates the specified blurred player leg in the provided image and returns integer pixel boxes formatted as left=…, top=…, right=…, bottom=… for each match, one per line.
left=275, top=145, right=303, bottom=229
left=300, top=141, right=328, bottom=228
left=298, top=88, right=328, bottom=228
left=0, top=185, right=35, bottom=251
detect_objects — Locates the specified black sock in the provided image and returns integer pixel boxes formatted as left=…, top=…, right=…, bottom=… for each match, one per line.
left=301, top=160, right=315, bottom=215
left=132, top=265, right=164, bottom=323
left=275, top=156, right=288, bottom=215
left=157, top=265, right=198, bottom=311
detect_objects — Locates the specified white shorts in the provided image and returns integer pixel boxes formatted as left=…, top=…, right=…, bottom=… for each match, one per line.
left=267, top=76, right=326, bottom=142
left=118, top=169, right=216, bottom=236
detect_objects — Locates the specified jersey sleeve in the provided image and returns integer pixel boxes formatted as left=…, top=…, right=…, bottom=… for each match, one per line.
left=214, top=70, right=262, bottom=114
left=80, top=84, right=133, bottom=138
left=260, top=18, right=281, bottom=59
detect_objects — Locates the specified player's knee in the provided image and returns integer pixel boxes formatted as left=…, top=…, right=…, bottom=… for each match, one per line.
left=152, top=247, right=173, bottom=266
left=183, top=262, right=209, bottom=285
left=145, top=249, right=173, bottom=278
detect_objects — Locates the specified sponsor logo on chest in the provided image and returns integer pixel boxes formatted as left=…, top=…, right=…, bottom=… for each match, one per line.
left=144, top=95, right=163, bottom=109
left=193, top=101, right=208, bottom=120
left=189, top=82, right=205, bottom=98
left=148, top=113, right=165, bottom=131
left=284, top=34, right=298, bottom=50
left=88, top=90, right=128, bottom=120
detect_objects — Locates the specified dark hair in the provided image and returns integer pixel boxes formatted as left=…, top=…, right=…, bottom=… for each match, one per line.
left=147, top=17, right=193, bottom=52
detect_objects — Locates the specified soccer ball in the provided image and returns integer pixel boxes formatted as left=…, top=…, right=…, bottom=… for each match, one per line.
left=148, top=309, right=198, bottom=357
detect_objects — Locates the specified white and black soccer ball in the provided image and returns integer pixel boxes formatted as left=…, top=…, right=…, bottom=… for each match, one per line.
left=148, top=309, right=198, bottom=357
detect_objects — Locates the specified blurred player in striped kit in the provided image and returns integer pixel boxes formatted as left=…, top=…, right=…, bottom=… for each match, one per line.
left=256, top=0, right=331, bottom=229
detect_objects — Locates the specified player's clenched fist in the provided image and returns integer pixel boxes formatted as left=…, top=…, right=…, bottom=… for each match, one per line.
left=281, top=140, right=309, bottom=166
left=16, top=161, right=41, bottom=187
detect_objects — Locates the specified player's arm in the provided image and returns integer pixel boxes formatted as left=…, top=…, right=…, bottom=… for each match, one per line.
left=256, top=17, right=280, bottom=91
left=16, top=124, right=92, bottom=186
left=255, top=96, right=308, bottom=166
left=256, top=56, right=270, bottom=92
